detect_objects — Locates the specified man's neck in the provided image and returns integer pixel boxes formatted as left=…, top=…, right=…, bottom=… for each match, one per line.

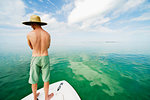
left=33, top=26, right=42, bottom=30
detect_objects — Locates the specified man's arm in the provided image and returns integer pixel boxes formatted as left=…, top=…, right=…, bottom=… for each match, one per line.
left=48, top=34, right=51, bottom=48
left=27, top=35, right=33, bottom=50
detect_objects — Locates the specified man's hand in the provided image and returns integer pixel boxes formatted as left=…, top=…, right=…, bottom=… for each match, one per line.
left=27, top=35, right=33, bottom=50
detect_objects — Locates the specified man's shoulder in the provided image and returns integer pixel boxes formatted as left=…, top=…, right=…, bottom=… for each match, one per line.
left=30, top=30, right=35, bottom=34
left=42, top=30, right=50, bottom=36
left=27, top=31, right=35, bottom=36
left=43, top=29, right=49, bottom=34
left=26, top=31, right=34, bottom=40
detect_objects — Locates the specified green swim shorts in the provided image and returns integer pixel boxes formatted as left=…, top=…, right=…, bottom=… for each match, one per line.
left=29, top=55, right=50, bottom=84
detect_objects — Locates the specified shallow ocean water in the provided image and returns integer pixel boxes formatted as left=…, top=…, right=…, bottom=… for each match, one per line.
left=0, top=47, right=150, bottom=100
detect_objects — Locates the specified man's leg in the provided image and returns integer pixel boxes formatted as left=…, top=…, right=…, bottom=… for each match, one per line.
left=32, top=83, right=40, bottom=100
left=44, top=81, right=54, bottom=100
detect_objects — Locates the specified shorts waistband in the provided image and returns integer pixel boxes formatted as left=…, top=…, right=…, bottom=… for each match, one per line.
left=32, top=55, right=49, bottom=58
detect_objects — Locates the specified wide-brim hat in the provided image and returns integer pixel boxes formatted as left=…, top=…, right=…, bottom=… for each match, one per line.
left=22, top=15, right=47, bottom=26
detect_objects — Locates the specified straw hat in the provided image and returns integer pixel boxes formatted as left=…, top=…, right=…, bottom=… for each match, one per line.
left=22, top=15, right=47, bottom=26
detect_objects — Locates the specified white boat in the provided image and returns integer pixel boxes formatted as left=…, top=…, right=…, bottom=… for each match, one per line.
left=22, top=80, right=81, bottom=100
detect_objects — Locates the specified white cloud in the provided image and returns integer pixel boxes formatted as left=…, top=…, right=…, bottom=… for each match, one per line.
left=68, top=0, right=115, bottom=24
left=112, top=0, right=145, bottom=16
left=0, top=0, right=146, bottom=33
left=79, top=15, right=111, bottom=32
left=68, top=0, right=145, bottom=24
left=131, top=12, right=150, bottom=21
left=56, top=2, right=74, bottom=15
left=0, top=0, right=26, bottom=27
left=0, top=0, right=78, bottom=36
left=66, top=0, right=146, bottom=33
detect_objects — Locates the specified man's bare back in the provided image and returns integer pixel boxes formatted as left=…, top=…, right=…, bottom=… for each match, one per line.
left=27, top=28, right=51, bottom=57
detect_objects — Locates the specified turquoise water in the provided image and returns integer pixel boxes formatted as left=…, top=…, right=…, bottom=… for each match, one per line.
left=0, top=47, right=150, bottom=100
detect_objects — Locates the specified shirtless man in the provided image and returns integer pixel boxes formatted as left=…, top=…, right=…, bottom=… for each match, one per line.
left=23, top=15, right=54, bottom=100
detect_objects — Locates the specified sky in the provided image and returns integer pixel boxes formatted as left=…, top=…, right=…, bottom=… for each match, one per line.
left=0, top=0, right=150, bottom=53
